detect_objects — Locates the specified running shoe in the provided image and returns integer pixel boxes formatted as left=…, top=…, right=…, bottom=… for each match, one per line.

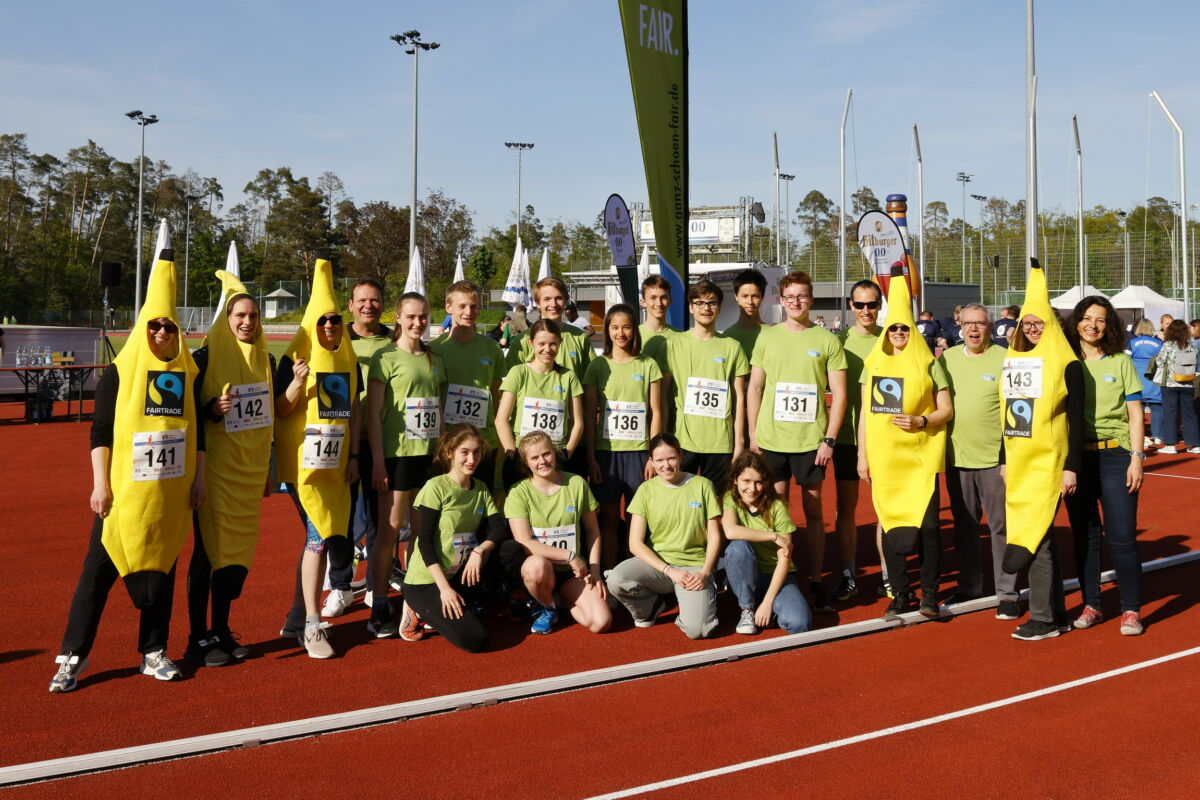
left=833, top=572, right=859, bottom=601
left=367, top=606, right=399, bottom=639
left=1188, top=447, right=1200, bottom=454
left=321, top=588, right=355, bottom=618
left=810, top=581, right=835, bottom=614
left=212, top=629, right=250, bottom=660
left=140, top=650, right=182, bottom=681
left=995, top=600, right=1021, bottom=620
left=876, top=581, right=894, bottom=599
left=530, top=605, right=557, bottom=635
left=399, top=601, right=425, bottom=642
left=279, top=618, right=304, bottom=639
left=883, top=593, right=913, bottom=620
left=1011, top=620, right=1061, bottom=641
left=48, top=653, right=89, bottom=694
left=1159, top=445, right=1179, bottom=454
left=184, top=632, right=231, bottom=667
left=1119, top=610, right=1144, bottom=636
left=302, top=622, right=335, bottom=659
left=389, top=561, right=406, bottom=592
left=1073, top=606, right=1103, bottom=630
left=918, top=595, right=941, bottom=619
left=735, top=608, right=758, bottom=635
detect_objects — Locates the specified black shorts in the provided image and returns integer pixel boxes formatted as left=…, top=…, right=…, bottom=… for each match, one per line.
left=593, top=449, right=649, bottom=505
left=760, top=448, right=824, bottom=487
left=681, top=450, right=732, bottom=494
left=384, top=454, right=434, bottom=492
left=832, top=444, right=860, bottom=482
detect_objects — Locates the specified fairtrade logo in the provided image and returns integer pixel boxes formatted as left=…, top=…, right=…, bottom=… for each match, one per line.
left=1004, top=398, right=1034, bottom=438
left=317, top=372, right=352, bottom=419
left=870, top=377, right=904, bottom=413
left=145, top=371, right=185, bottom=417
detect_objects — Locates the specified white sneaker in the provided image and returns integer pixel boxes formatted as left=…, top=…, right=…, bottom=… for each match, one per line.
left=736, top=608, right=758, bottom=635
left=1153, top=438, right=1164, bottom=446
left=302, top=622, right=335, bottom=659
left=1159, top=445, right=1178, bottom=454
left=140, top=650, right=181, bottom=681
left=321, top=588, right=354, bottom=618
left=1188, top=447, right=1200, bottom=454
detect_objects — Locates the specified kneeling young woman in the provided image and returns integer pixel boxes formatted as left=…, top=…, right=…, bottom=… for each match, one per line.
left=399, top=424, right=507, bottom=652
left=501, top=431, right=611, bottom=635
left=606, top=433, right=722, bottom=639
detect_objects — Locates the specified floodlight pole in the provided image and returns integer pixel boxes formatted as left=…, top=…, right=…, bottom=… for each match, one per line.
left=913, top=124, right=925, bottom=306
left=1073, top=114, right=1085, bottom=293
left=957, top=172, right=973, bottom=281
left=506, top=142, right=534, bottom=242
left=1026, top=0, right=1040, bottom=272
left=1151, top=90, right=1189, bottom=315
left=126, top=110, right=158, bottom=313
left=780, top=173, right=795, bottom=266
left=392, top=31, right=440, bottom=264
left=839, top=88, right=852, bottom=326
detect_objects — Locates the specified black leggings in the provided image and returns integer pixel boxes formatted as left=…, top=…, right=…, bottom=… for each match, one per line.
left=401, top=578, right=488, bottom=653
left=881, top=489, right=942, bottom=597
left=60, top=516, right=177, bottom=657
left=186, top=520, right=249, bottom=638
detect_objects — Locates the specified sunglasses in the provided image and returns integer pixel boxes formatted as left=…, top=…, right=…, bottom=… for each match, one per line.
left=317, top=314, right=344, bottom=326
left=887, top=324, right=910, bottom=333
left=147, top=320, right=179, bottom=334
left=851, top=300, right=881, bottom=310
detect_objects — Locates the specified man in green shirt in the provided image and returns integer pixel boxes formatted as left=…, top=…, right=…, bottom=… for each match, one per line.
left=639, top=274, right=678, bottom=422
left=938, top=303, right=1017, bottom=617
left=722, top=269, right=767, bottom=363
left=325, top=279, right=391, bottom=617
left=431, top=280, right=505, bottom=489
left=832, top=280, right=882, bottom=603
left=662, top=280, right=749, bottom=491
left=504, top=276, right=595, bottom=382
left=747, top=270, right=846, bottom=612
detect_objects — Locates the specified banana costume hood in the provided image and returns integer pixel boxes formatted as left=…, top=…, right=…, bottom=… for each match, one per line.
left=862, top=266, right=945, bottom=549
left=196, top=266, right=273, bottom=570
left=275, top=250, right=357, bottom=539
left=1001, top=261, right=1077, bottom=573
left=101, top=247, right=199, bottom=579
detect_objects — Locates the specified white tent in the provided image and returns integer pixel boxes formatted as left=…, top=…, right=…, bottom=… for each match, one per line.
left=1109, top=285, right=1186, bottom=323
left=501, top=236, right=531, bottom=308
left=452, top=252, right=465, bottom=283
left=1049, top=284, right=1108, bottom=311
left=404, top=246, right=425, bottom=296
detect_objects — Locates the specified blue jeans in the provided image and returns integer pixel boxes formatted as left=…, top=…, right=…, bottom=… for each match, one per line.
left=1065, top=450, right=1142, bottom=612
left=1146, top=402, right=1163, bottom=441
left=1159, top=386, right=1199, bottom=447
left=725, top=540, right=812, bottom=634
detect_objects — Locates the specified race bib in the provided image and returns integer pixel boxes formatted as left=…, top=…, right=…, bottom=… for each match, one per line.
left=604, top=400, right=647, bottom=441
left=533, top=524, right=576, bottom=551
left=302, top=425, right=345, bottom=469
left=684, top=377, right=729, bottom=419
left=444, top=384, right=489, bottom=427
left=450, top=532, right=479, bottom=575
left=520, top=397, right=566, bottom=442
left=773, top=382, right=818, bottom=424
left=1003, top=357, right=1043, bottom=399
left=224, top=381, right=273, bottom=433
left=132, top=429, right=187, bottom=482
left=405, top=397, right=441, bottom=440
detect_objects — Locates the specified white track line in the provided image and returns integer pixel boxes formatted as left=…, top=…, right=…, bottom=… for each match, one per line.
left=1144, top=472, right=1200, bottom=481
left=586, top=645, right=1200, bottom=800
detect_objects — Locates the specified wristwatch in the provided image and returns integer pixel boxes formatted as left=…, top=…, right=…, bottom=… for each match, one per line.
left=1132, top=451, right=1147, bottom=461
left=821, top=437, right=836, bottom=448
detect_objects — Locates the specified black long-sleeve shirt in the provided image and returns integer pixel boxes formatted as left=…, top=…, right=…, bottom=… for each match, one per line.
left=414, top=505, right=508, bottom=573
left=90, top=362, right=207, bottom=451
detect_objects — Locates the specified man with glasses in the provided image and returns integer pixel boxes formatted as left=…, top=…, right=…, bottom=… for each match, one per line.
left=747, top=271, right=847, bottom=612
left=938, top=304, right=1018, bottom=618
left=662, top=280, right=749, bottom=490
left=323, top=280, right=391, bottom=617
left=832, top=279, right=884, bottom=602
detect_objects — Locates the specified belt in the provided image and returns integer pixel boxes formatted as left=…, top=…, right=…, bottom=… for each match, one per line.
left=1083, top=439, right=1121, bottom=451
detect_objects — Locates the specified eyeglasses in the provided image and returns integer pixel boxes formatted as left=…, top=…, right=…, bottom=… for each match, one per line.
left=850, top=300, right=881, bottom=310
left=317, top=314, right=344, bottom=326
left=960, top=321, right=990, bottom=328
left=1020, top=321, right=1045, bottom=331
left=690, top=300, right=720, bottom=310
left=147, top=320, right=179, bottom=334
left=887, top=324, right=910, bottom=333
left=781, top=294, right=812, bottom=305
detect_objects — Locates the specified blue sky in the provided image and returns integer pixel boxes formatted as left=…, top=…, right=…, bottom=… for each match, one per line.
left=4, top=0, right=1199, bottom=236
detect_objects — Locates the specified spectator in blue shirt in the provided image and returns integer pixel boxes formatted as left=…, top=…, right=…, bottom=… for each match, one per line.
left=1126, top=318, right=1164, bottom=447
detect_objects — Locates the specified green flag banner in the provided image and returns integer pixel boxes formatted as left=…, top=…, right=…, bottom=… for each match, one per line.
left=619, top=0, right=688, bottom=330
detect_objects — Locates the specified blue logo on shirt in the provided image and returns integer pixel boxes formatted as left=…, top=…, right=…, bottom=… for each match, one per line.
left=1103, top=375, right=1116, bottom=382
left=688, top=500, right=702, bottom=509
left=632, top=374, right=644, bottom=381
left=475, top=506, right=485, bottom=515
left=982, top=373, right=996, bottom=381
left=713, top=356, right=726, bottom=364
left=569, top=351, right=578, bottom=358
left=566, top=505, right=577, bottom=513
left=555, top=385, right=565, bottom=393
left=480, top=358, right=491, bottom=365
left=807, top=349, right=820, bottom=357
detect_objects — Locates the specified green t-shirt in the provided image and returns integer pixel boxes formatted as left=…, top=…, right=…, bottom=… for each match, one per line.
left=664, top=330, right=750, bottom=453
left=407, top=475, right=500, bottom=585
left=498, top=364, right=583, bottom=446
left=350, top=324, right=392, bottom=402
left=722, top=495, right=796, bottom=574
left=722, top=322, right=763, bottom=363
left=367, top=345, right=447, bottom=457
left=430, top=332, right=505, bottom=446
left=639, top=323, right=677, bottom=374
left=1082, top=353, right=1142, bottom=450
left=836, top=327, right=881, bottom=445
left=627, top=473, right=721, bottom=567
left=750, top=323, right=847, bottom=453
left=504, top=321, right=595, bottom=382
left=939, top=344, right=1005, bottom=469
left=503, top=472, right=598, bottom=571
left=582, top=355, right=663, bottom=451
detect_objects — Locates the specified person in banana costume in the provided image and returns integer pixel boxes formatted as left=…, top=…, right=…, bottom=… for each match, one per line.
left=1001, top=260, right=1083, bottom=641
left=857, top=265, right=953, bottom=619
left=50, top=247, right=204, bottom=693
left=275, top=250, right=361, bottom=659
left=186, top=268, right=274, bottom=667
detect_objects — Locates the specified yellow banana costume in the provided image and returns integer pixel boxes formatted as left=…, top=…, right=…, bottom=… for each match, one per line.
left=196, top=270, right=273, bottom=569
left=862, top=266, right=945, bottom=549
left=102, top=248, right=199, bottom=577
left=275, top=252, right=357, bottom=539
left=1000, top=262, right=1077, bottom=572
